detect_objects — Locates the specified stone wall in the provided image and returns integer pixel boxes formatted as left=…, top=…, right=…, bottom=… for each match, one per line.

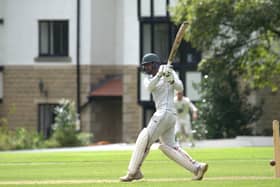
left=0, top=65, right=77, bottom=130
left=122, top=65, right=142, bottom=142
left=0, top=64, right=143, bottom=142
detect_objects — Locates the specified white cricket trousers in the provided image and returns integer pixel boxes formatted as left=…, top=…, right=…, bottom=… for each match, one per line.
left=146, top=109, right=177, bottom=147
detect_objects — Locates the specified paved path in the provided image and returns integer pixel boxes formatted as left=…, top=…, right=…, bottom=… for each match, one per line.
left=186, top=136, right=273, bottom=148
left=4, top=136, right=273, bottom=153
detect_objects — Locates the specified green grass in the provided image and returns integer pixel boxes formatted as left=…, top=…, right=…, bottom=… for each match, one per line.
left=0, top=147, right=279, bottom=186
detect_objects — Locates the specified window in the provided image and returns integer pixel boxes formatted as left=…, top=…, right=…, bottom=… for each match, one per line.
left=139, top=0, right=169, bottom=17
left=154, top=23, right=169, bottom=61
left=39, top=20, right=69, bottom=57
left=140, top=21, right=172, bottom=63
left=185, top=72, right=202, bottom=101
left=140, top=21, right=200, bottom=65
left=38, top=104, right=58, bottom=139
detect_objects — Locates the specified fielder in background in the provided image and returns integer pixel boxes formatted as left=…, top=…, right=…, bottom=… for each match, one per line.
left=120, top=53, right=208, bottom=182
left=174, top=91, right=198, bottom=147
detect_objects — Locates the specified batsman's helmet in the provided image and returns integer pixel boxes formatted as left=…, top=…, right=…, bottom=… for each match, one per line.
left=141, top=53, right=161, bottom=65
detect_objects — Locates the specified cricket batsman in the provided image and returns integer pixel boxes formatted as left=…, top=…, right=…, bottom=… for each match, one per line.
left=120, top=53, right=208, bottom=182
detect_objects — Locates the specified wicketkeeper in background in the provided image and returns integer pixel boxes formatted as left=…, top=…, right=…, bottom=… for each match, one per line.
left=174, top=91, right=198, bottom=147
left=120, top=53, right=208, bottom=182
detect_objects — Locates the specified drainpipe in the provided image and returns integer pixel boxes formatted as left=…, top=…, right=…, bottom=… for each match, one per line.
left=76, top=0, right=81, bottom=130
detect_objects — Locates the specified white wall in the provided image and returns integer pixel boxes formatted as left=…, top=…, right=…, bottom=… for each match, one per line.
left=115, top=0, right=140, bottom=66
left=122, top=0, right=139, bottom=65
left=0, top=0, right=4, bottom=18
left=3, top=0, right=77, bottom=65
left=80, top=0, right=92, bottom=65
left=91, top=0, right=117, bottom=65
left=91, top=0, right=139, bottom=66
left=2, top=0, right=140, bottom=66
left=0, top=0, right=5, bottom=65
left=114, top=0, right=124, bottom=66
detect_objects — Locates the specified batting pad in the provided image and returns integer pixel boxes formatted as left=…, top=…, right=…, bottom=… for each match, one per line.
left=159, top=144, right=198, bottom=173
left=128, top=128, right=149, bottom=175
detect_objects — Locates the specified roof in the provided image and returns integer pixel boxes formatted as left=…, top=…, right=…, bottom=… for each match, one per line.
left=90, top=76, right=122, bottom=97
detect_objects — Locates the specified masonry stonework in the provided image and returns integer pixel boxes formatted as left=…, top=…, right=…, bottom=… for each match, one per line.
left=122, top=65, right=142, bottom=142
left=1, top=64, right=142, bottom=143
left=1, top=65, right=76, bottom=131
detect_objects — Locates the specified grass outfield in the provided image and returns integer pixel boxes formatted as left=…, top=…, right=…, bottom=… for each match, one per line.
left=0, top=147, right=279, bottom=186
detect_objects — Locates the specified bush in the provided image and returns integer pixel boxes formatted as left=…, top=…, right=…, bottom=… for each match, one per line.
left=196, top=59, right=262, bottom=139
left=12, top=128, right=45, bottom=150
left=77, top=132, right=93, bottom=145
left=192, top=116, right=208, bottom=140
left=50, top=99, right=93, bottom=147
left=0, top=99, right=93, bottom=150
left=0, top=125, right=13, bottom=150
left=0, top=125, right=45, bottom=150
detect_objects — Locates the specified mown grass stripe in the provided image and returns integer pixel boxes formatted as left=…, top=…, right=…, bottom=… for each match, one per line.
left=0, top=176, right=275, bottom=185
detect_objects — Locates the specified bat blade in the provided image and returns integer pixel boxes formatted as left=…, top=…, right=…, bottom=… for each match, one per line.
left=167, top=21, right=188, bottom=65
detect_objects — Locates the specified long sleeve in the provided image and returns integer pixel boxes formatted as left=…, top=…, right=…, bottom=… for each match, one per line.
left=185, top=97, right=198, bottom=112
left=144, top=73, right=161, bottom=92
left=172, top=71, right=183, bottom=92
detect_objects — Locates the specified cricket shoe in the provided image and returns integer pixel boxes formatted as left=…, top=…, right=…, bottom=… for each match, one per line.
left=120, top=170, right=143, bottom=182
left=192, top=163, right=208, bottom=180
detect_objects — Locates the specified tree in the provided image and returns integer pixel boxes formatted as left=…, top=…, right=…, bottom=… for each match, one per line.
left=193, top=59, right=262, bottom=138
left=171, top=0, right=280, bottom=90
left=170, top=0, right=279, bottom=137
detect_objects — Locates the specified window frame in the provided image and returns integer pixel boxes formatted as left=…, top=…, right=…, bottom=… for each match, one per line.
left=38, top=20, right=69, bottom=58
left=38, top=103, right=59, bottom=139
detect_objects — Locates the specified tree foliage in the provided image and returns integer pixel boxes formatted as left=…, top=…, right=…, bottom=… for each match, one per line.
left=194, top=59, right=262, bottom=138
left=170, top=0, right=279, bottom=137
left=171, top=0, right=280, bottom=90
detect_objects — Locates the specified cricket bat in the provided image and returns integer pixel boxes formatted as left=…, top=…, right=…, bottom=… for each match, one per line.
left=167, top=21, right=188, bottom=65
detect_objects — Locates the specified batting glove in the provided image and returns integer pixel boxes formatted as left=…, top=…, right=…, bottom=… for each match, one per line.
left=164, top=67, right=174, bottom=84
left=157, top=65, right=165, bottom=77
left=163, top=65, right=173, bottom=76
left=162, top=64, right=172, bottom=76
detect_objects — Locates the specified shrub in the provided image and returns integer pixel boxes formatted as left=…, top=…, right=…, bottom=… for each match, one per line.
left=0, top=125, right=13, bottom=150
left=192, top=116, right=208, bottom=140
left=0, top=125, right=45, bottom=150
left=50, top=99, right=93, bottom=147
left=0, top=111, right=45, bottom=150
left=12, top=128, right=45, bottom=150
left=0, top=100, right=93, bottom=150
left=196, top=59, right=262, bottom=139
